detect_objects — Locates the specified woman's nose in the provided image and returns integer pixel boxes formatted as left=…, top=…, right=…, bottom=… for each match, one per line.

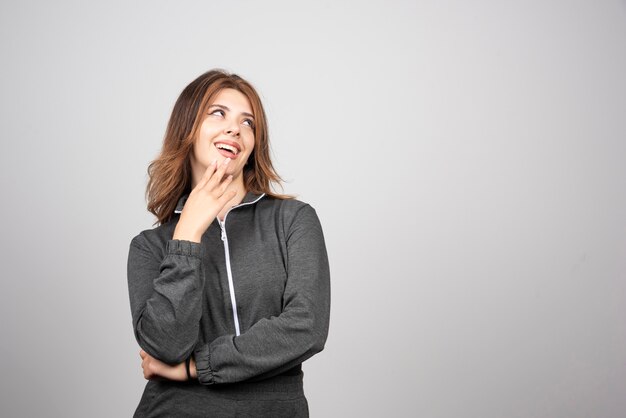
left=224, top=119, right=240, bottom=136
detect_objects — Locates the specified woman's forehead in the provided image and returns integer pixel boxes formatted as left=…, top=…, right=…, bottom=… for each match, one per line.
left=210, top=88, right=253, bottom=115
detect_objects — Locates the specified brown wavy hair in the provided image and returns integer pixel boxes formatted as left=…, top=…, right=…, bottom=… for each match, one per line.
left=145, top=69, right=290, bottom=226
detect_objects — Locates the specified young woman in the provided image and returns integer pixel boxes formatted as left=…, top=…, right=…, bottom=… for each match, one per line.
left=126, top=69, right=330, bottom=417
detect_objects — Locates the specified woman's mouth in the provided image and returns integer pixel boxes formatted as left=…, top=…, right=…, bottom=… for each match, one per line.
left=214, top=141, right=241, bottom=159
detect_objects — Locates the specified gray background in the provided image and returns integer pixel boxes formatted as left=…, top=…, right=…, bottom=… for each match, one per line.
left=1, top=0, right=625, bottom=417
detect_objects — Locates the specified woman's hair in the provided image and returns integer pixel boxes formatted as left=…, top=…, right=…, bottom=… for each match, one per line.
left=145, top=69, right=290, bottom=225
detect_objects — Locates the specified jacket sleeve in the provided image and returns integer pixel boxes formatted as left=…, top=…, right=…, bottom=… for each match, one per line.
left=127, top=236, right=205, bottom=364
left=193, top=204, right=331, bottom=385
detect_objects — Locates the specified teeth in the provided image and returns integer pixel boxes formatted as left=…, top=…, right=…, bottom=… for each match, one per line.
left=216, top=143, right=239, bottom=155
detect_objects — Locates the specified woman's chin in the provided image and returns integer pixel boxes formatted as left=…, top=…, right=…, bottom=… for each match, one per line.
left=224, top=168, right=244, bottom=180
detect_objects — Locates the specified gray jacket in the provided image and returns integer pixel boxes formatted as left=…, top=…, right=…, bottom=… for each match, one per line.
left=127, top=192, right=330, bottom=386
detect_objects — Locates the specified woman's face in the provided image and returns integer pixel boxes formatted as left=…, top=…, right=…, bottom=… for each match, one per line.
left=190, top=88, right=256, bottom=187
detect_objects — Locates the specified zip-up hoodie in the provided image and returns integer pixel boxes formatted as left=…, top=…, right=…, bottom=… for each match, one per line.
left=127, top=192, right=330, bottom=392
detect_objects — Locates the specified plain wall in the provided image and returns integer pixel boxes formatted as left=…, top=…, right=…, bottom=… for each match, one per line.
left=1, top=0, right=625, bottom=417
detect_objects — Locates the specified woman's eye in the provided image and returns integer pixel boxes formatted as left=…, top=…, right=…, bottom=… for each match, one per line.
left=242, top=119, right=254, bottom=128
left=210, top=109, right=225, bottom=116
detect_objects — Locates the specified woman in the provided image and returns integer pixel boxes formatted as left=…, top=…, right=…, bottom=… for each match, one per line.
left=126, top=69, right=330, bottom=417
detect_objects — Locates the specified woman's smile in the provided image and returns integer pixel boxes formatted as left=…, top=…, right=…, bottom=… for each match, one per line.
left=214, top=139, right=242, bottom=158
left=189, top=88, right=256, bottom=187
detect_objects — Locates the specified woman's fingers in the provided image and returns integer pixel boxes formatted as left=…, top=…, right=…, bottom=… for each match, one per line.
left=218, top=189, right=238, bottom=207
left=141, top=352, right=159, bottom=380
left=174, top=158, right=236, bottom=241
left=138, top=350, right=187, bottom=381
left=140, top=350, right=151, bottom=379
left=203, top=158, right=231, bottom=192
left=195, top=159, right=218, bottom=190
left=215, top=174, right=234, bottom=196
left=195, top=158, right=233, bottom=196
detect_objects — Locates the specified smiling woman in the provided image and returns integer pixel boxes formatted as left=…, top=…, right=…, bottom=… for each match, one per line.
left=144, top=70, right=287, bottom=224
left=126, top=69, right=331, bottom=417
left=190, top=89, right=256, bottom=191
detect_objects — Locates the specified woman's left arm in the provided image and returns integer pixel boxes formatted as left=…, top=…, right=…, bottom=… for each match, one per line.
left=193, top=204, right=331, bottom=385
left=138, top=349, right=189, bottom=381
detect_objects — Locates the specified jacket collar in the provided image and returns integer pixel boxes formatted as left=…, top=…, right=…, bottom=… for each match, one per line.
left=174, top=191, right=265, bottom=214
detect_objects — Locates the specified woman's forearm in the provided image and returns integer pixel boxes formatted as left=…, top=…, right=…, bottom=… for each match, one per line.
left=140, top=349, right=195, bottom=381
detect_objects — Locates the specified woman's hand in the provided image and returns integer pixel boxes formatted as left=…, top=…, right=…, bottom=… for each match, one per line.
left=173, top=158, right=237, bottom=242
left=139, top=349, right=188, bottom=381
left=138, top=350, right=198, bottom=381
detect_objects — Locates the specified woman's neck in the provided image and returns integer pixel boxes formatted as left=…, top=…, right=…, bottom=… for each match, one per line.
left=217, top=176, right=246, bottom=221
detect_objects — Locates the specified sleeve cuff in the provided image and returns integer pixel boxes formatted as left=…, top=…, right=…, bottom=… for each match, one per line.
left=193, top=344, right=215, bottom=385
left=165, top=239, right=204, bottom=258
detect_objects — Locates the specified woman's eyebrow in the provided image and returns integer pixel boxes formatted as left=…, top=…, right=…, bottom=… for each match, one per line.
left=209, top=103, right=254, bottom=119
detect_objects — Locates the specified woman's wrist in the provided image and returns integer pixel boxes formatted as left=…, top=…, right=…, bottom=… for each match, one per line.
left=189, top=356, right=198, bottom=379
left=172, top=227, right=202, bottom=243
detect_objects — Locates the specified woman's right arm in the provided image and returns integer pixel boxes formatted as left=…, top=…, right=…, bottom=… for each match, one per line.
left=127, top=235, right=206, bottom=365
left=127, top=159, right=236, bottom=365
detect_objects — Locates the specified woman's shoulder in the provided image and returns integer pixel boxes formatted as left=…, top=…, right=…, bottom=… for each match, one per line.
left=129, top=219, right=177, bottom=257
left=259, top=195, right=322, bottom=229
left=259, top=194, right=316, bottom=215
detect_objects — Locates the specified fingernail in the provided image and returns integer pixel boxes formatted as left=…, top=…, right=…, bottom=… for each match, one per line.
left=211, top=159, right=217, bottom=166
left=224, top=158, right=231, bottom=164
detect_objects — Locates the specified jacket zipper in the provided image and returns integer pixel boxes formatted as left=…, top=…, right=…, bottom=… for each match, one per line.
left=217, top=193, right=265, bottom=336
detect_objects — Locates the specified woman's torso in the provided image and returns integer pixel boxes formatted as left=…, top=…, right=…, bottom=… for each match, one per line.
left=133, top=193, right=312, bottom=417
